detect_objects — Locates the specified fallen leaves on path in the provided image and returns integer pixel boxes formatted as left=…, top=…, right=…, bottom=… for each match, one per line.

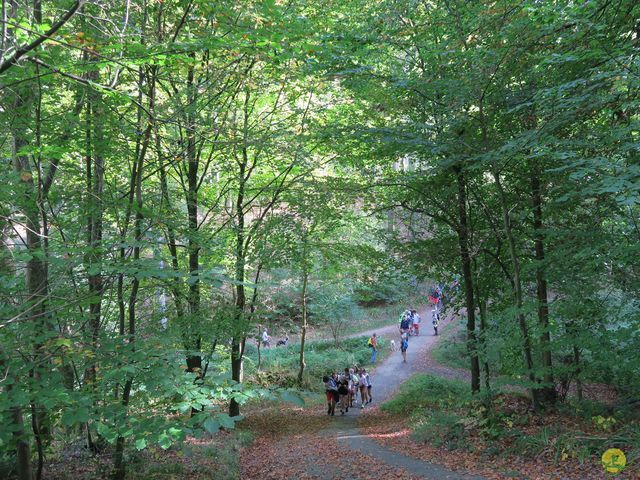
left=240, top=404, right=424, bottom=480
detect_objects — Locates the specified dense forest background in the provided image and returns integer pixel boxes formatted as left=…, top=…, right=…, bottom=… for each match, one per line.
left=1, top=0, right=639, bottom=478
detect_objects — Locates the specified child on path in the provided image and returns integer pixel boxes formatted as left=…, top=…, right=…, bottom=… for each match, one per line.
left=400, top=333, right=409, bottom=363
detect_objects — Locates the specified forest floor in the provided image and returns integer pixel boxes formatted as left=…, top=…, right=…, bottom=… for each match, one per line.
left=45, top=307, right=634, bottom=479
left=239, top=307, right=638, bottom=480
left=239, top=307, right=487, bottom=480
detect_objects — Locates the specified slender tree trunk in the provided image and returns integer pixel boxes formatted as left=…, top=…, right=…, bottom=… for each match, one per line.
left=230, top=90, right=251, bottom=417
left=11, top=91, right=40, bottom=480
left=113, top=62, right=153, bottom=480
left=184, top=59, right=202, bottom=374
left=2, top=348, right=32, bottom=480
left=573, top=345, right=583, bottom=401
left=454, top=165, right=480, bottom=393
left=297, top=244, right=309, bottom=385
left=473, top=275, right=491, bottom=392
left=493, top=168, right=540, bottom=410
left=530, top=165, right=556, bottom=405
left=84, top=78, right=105, bottom=386
left=156, top=114, right=186, bottom=323
left=230, top=160, right=246, bottom=418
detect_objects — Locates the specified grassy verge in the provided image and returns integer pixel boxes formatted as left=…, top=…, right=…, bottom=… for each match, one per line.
left=429, top=317, right=469, bottom=371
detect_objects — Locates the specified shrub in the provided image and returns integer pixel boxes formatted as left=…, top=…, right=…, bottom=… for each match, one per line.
left=382, top=374, right=469, bottom=415
left=245, top=337, right=376, bottom=389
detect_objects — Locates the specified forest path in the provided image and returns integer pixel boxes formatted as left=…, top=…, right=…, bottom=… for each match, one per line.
left=327, top=305, right=485, bottom=480
left=241, top=306, right=487, bottom=480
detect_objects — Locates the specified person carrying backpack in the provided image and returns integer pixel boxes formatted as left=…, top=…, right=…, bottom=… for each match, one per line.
left=337, top=372, right=350, bottom=415
left=368, top=333, right=378, bottom=364
left=399, top=310, right=411, bottom=335
left=322, top=374, right=338, bottom=416
left=400, top=333, right=409, bottom=363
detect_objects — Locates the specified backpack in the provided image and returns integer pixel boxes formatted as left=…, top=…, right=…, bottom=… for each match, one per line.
left=400, top=318, right=410, bottom=330
left=367, top=337, right=373, bottom=348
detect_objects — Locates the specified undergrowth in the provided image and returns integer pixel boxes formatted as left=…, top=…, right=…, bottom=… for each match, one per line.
left=382, top=374, right=640, bottom=471
left=245, top=336, right=384, bottom=389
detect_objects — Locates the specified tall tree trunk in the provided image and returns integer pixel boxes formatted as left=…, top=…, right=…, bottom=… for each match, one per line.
left=530, top=165, right=556, bottom=405
left=156, top=113, right=186, bottom=324
left=11, top=88, right=40, bottom=480
left=454, top=165, right=480, bottom=393
left=230, top=158, right=246, bottom=418
left=493, top=168, right=540, bottom=410
left=113, top=62, right=153, bottom=480
left=84, top=77, right=105, bottom=388
left=185, top=59, right=202, bottom=374
left=297, top=239, right=309, bottom=385
left=230, top=89, right=250, bottom=417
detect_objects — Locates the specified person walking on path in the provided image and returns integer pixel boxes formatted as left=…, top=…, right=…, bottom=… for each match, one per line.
left=411, top=309, right=420, bottom=336
left=432, top=310, right=440, bottom=336
left=364, top=369, right=372, bottom=403
left=399, top=310, right=411, bottom=335
left=322, top=374, right=338, bottom=416
left=368, top=333, right=378, bottom=364
left=358, top=369, right=369, bottom=407
left=400, top=333, right=409, bottom=363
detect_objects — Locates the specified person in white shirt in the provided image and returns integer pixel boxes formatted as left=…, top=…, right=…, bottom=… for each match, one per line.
left=411, top=309, right=420, bottom=335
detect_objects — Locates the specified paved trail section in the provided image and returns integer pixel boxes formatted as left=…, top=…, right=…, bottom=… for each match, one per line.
left=241, top=306, right=486, bottom=480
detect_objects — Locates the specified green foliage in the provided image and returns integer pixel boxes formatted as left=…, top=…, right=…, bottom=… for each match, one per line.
left=246, top=337, right=377, bottom=388
left=411, top=411, right=469, bottom=451
left=2, top=0, right=640, bottom=476
left=353, top=266, right=417, bottom=306
left=382, top=374, right=470, bottom=415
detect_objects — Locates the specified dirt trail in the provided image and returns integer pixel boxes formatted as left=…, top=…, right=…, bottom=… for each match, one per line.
left=241, top=306, right=487, bottom=480
left=328, top=305, right=485, bottom=480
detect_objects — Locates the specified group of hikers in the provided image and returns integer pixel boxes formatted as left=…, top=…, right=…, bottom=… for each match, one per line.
left=320, top=283, right=458, bottom=416
left=322, top=367, right=372, bottom=416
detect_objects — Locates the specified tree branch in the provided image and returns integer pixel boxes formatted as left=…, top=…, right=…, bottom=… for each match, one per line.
left=0, top=0, right=83, bottom=75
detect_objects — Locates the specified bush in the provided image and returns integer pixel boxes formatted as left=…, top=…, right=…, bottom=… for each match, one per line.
left=245, top=337, right=376, bottom=389
left=382, top=374, right=469, bottom=415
